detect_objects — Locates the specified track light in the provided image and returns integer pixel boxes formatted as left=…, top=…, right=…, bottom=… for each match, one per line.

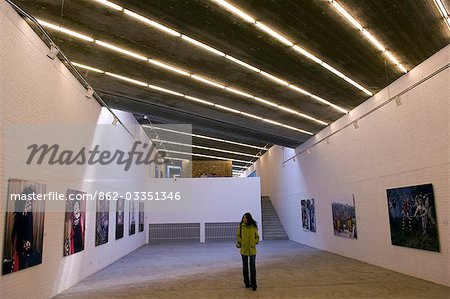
left=112, top=117, right=119, bottom=125
left=86, top=86, right=95, bottom=98
left=46, top=43, right=60, bottom=60
left=353, top=121, right=359, bottom=129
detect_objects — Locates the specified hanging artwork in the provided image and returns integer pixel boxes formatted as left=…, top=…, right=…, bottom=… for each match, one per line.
left=301, top=198, right=316, bottom=232
left=129, top=200, right=136, bottom=235
left=139, top=202, right=144, bottom=232
left=116, top=197, right=125, bottom=240
left=331, top=194, right=357, bottom=239
left=64, top=190, right=86, bottom=256
left=95, top=196, right=110, bottom=246
left=2, top=179, right=46, bottom=275
left=386, top=183, right=439, bottom=252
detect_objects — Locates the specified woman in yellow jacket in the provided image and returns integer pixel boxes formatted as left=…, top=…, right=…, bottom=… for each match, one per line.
left=236, top=212, right=260, bottom=291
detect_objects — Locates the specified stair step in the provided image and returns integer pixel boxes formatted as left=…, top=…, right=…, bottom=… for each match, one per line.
left=261, top=196, right=288, bottom=241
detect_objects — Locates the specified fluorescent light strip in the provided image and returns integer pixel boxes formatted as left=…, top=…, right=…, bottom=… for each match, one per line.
left=37, top=19, right=94, bottom=42
left=123, top=9, right=181, bottom=37
left=232, top=165, right=248, bottom=169
left=105, top=72, right=148, bottom=86
left=39, top=19, right=326, bottom=124
left=91, top=1, right=348, bottom=113
left=94, top=0, right=123, bottom=11
left=329, top=0, right=408, bottom=74
left=191, top=75, right=225, bottom=89
left=181, top=35, right=226, bottom=57
left=160, top=150, right=253, bottom=164
left=434, top=0, right=450, bottom=29
left=72, top=62, right=104, bottom=73
left=255, top=22, right=293, bottom=47
left=148, top=59, right=190, bottom=76
left=225, top=55, right=261, bottom=72
left=151, top=139, right=260, bottom=158
left=95, top=40, right=147, bottom=61
left=148, top=126, right=267, bottom=150
left=211, top=0, right=373, bottom=95
left=77, top=62, right=313, bottom=135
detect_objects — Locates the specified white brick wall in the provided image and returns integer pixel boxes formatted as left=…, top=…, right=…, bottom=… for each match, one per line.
left=0, top=2, right=149, bottom=297
left=246, top=45, right=450, bottom=286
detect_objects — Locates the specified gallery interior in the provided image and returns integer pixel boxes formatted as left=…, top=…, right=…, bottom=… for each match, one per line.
left=0, top=0, right=449, bottom=298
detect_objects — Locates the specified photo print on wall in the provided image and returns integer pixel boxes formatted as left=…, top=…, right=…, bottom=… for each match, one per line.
left=301, top=198, right=316, bottom=232
left=63, top=189, right=86, bottom=256
left=95, top=195, right=110, bottom=246
left=386, top=183, right=439, bottom=252
left=139, top=202, right=144, bottom=232
left=331, top=194, right=357, bottom=239
left=116, top=197, right=125, bottom=240
left=2, top=179, right=46, bottom=275
left=129, top=200, right=136, bottom=235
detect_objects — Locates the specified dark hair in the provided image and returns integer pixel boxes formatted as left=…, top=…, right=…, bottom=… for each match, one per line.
left=241, top=212, right=257, bottom=228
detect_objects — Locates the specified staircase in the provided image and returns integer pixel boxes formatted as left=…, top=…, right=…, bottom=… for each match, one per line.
left=261, top=196, right=289, bottom=240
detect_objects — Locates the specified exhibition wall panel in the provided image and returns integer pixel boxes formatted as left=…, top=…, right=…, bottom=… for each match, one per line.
left=0, top=2, right=149, bottom=297
left=245, top=45, right=450, bottom=286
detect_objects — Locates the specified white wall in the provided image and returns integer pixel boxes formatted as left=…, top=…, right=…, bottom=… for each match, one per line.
left=145, top=177, right=262, bottom=240
left=0, top=2, right=150, bottom=297
left=245, top=45, right=450, bottom=286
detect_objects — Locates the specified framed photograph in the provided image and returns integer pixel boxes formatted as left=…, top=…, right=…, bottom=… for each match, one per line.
left=95, top=196, right=110, bottom=246
left=331, top=194, right=357, bottom=239
left=139, top=202, right=144, bottom=232
left=2, top=179, right=46, bottom=275
left=129, top=200, right=136, bottom=235
left=116, top=197, right=125, bottom=240
left=387, top=183, right=439, bottom=252
left=64, top=190, right=86, bottom=256
left=301, top=198, right=316, bottom=232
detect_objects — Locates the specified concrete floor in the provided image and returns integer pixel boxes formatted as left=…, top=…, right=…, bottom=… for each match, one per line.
left=55, top=241, right=449, bottom=299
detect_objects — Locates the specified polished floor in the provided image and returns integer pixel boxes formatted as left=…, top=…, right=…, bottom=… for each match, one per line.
left=55, top=241, right=449, bottom=298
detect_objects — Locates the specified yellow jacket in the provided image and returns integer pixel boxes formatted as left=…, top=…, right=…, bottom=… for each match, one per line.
left=236, top=223, right=259, bottom=256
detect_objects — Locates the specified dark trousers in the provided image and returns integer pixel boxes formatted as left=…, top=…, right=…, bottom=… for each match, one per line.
left=241, top=255, right=256, bottom=288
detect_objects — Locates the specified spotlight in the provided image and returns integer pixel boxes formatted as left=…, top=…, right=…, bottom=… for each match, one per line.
left=353, top=121, right=359, bottom=129
left=47, top=43, right=60, bottom=60
left=143, top=115, right=148, bottom=120
left=395, top=96, right=402, bottom=106
left=86, top=86, right=94, bottom=98
left=112, top=117, right=119, bottom=125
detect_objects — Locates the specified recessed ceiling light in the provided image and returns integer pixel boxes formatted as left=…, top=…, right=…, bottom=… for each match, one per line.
left=76, top=62, right=314, bottom=135
left=38, top=19, right=328, bottom=124
left=159, top=149, right=254, bottom=164
left=211, top=0, right=374, bottom=95
left=93, top=0, right=123, bottom=11
left=72, top=62, right=104, bottom=73
left=91, top=1, right=350, bottom=113
left=151, top=139, right=260, bottom=158
left=433, top=0, right=450, bottom=29
left=37, top=19, right=94, bottom=42
left=146, top=125, right=268, bottom=150
left=328, top=0, right=408, bottom=74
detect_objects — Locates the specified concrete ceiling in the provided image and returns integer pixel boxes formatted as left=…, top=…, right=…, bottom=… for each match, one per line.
left=13, top=0, right=450, bottom=168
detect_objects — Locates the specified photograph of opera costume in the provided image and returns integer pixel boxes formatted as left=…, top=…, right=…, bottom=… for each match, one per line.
left=116, top=197, right=124, bottom=240
left=387, top=183, right=439, bottom=252
left=301, top=198, right=316, bottom=232
left=95, top=197, right=110, bottom=246
left=63, top=190, right=86, bottom=256
left=139, top=202, right=144, bottom=232
left=129, top=200, right=136, bottom=235
left=2, top=179, right=46, bottom=275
